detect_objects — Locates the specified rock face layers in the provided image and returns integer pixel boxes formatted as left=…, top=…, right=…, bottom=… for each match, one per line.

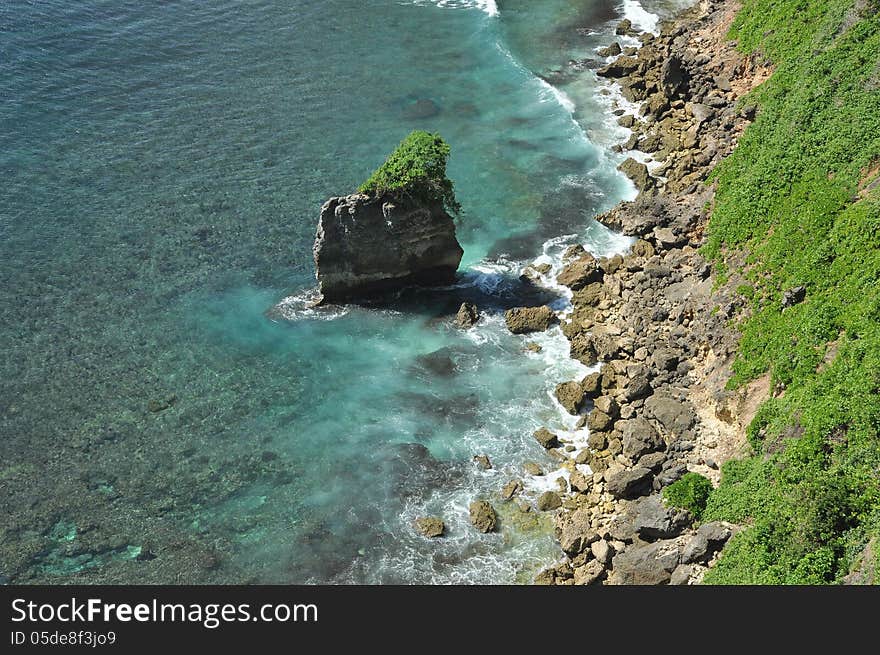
left=313, top=193, right=464, bottom=303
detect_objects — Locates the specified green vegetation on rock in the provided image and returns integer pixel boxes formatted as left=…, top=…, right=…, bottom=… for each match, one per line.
left=702, top=0, right=880, bottom=584
left=358, top=130, right=461, bottom=216
left=662, top=472, right=713, bottom=520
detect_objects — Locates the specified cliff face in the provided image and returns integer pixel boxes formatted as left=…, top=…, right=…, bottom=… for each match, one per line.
left=313, top=192, right=464, bottom=303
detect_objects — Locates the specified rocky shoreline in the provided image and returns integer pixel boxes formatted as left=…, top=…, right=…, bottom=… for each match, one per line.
left=501, top=0, right=775, bottom=585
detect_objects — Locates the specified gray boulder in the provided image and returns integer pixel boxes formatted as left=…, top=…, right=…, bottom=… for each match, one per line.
left=618, top=158, right=654, bottom=193
left=631, top=495, right=693, bottom=541
left=314, top=193, right=463, bottom=303
left=644, top=394, right=696, bottom=436
left=556, top=254, right=603, bottom=290
left=681, top=522, right=733, bottom=564
left=610, top=541, right=680, bottom=585
left=501, top=479, right=523, bottom=501
left=620, top=418, right=665, bottom=460
left=606, top=466, right=653, bottom=499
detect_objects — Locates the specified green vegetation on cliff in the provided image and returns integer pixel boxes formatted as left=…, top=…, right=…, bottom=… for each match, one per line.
left=703, top=0, right=880, bottom=583
left=663, top=472, right=713, bottom=520
left=359, top=130, right=461, bottom=216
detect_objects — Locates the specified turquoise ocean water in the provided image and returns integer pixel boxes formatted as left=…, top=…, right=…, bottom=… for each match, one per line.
left=1, top=0, right=687, bottom=583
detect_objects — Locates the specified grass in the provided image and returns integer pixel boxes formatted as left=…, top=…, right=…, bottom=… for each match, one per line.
left=700, top=0, right=880, bottom=584
left=358, top=130, right=461, bottom=216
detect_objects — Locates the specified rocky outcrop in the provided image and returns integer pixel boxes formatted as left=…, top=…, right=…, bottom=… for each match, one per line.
left=313, top=193, right=463, bottom=303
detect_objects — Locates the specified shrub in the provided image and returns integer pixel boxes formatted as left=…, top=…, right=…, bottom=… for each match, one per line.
left=358, top=130, right=461, bottom=216
left=663, top=472, right=713, bottom=519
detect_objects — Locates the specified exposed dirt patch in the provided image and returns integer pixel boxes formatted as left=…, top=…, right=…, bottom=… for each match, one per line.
left=858, top=158, right=880, bottom=199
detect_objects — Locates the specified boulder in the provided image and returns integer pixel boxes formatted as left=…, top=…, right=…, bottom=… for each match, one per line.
left=505, top=306, right=556, bottom=334
left=597, top=56, right=640, bottom=79
left=524, top=461, right=545, bottom=476
left=594, top=395, right=619, bottom=419
left=644, top=394, right=696, bottom=436
left=587, top=409, right=614, bottom=432
left=610, top=541, right=680, bottom=585
left=414, top=517, right=445, bottom=538
left=569, top=469, right=593, bottom=493
left=631, top=495, right=693, bottom=541
left=606, top=466, right=653, bottom=499
left=591, top=539, right=612, bottom=565
left=533, top=428, right=560, bottom=450
left=598, top=42, right=622, bottom=57
left=314, top=193, right=463, bottom=303
left=620, top=417, right=665, bottom=460
left=660, top=54, right=687, bottom=98
left=681, top=522, right=733, bottom=564
left=653, top=226, right=686, bottom=249
left=557, top=508, right=599, bottom=556
left=570, top=334, right=598, bottom=366
left=622, top=374, right=652, bottom=401
left=670, top=564, right=695, bottom=585
left=581, top=372, right=602, bottom=397
left=650, top=348, right=679, bottom=372
left=501, top=479, right=523, bottom=501
left=618, top=158, right=654, bottom=192
left=615, top=18, right=632, bottom=35
left=536, top=491, right=563, bottom=512
left=573, top=559, right=606, bottom=585
left=555, top=381, right=586, bottom=414
left=455, top=302, right=480, bottom=328
left=469, top=500, right=498, bottom=533
left=556, top=254, right=603, bottom=290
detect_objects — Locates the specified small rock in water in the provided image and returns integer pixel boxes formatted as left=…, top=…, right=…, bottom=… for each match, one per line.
left=615, top=18, right=632, bottom=35
left=523, top=461, right=545, bottom=476
left=524, top=341, right=543, bottom=353
left=501, top=479, right=523, bottom=501
left=415, top=517, right=445, bottom=538
left=473, top=454, right=492, bottom=470
left=469, top=500, right=498, bottom=533
left=533, top=427, right=560, bottom=450
left=505, top=306, right=556, bottom=334
left=455, top=302, right=480, bottom=328
left=536, top=491, right=563, bottom=511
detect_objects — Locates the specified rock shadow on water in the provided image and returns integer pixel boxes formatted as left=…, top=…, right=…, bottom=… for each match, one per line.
left=381, top=269, right=565, bottom=316
left=273, top=268, right=565, bottom=326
